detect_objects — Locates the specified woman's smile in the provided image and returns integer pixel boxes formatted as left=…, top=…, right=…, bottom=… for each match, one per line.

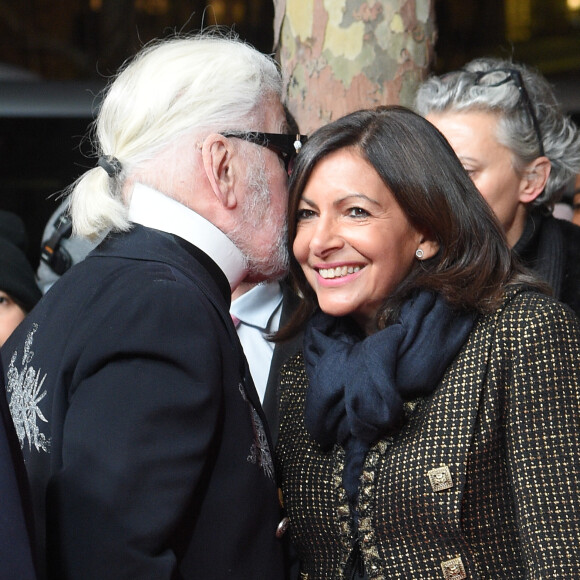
left=316, top=264, right=363, bottom=281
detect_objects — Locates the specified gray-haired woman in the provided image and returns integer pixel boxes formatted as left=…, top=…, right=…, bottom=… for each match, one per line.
left=415, top=57, right=580, bottom=317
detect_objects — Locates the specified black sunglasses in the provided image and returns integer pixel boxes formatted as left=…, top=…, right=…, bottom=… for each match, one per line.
left=220, top=131, right=308, bottom=174
left=471, top=68, right=545, bottom=157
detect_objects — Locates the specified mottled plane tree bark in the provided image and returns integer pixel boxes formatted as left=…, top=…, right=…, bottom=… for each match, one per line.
left=273, top=0, right=437, bottom=133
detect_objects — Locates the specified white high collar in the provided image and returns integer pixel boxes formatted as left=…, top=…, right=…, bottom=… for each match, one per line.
left=127, top=183, right=247, bottom=289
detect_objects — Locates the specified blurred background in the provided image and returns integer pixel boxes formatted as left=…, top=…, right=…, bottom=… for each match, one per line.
left=1, top=0, right=579, bottom=265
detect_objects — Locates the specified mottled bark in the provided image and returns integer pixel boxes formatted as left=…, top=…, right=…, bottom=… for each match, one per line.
left=274, top=0, right=437, bottom=133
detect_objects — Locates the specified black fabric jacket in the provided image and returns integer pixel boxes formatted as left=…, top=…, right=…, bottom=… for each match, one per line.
left=514, top=210, right=580, bottom=317
left=2, top=225, right=285, bottom=580
left=263, top=281, right=302, bottom=448
left=0, top=359, right=37, bottom=580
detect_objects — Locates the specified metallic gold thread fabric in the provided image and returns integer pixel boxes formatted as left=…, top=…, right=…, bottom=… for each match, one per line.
left=276, top=288, right=580, bottom=579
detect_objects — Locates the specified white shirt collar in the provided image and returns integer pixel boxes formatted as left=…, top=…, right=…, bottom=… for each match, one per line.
left=230, top=280, right=283, bottom=330
left=127, top=183, right=247, bottom=289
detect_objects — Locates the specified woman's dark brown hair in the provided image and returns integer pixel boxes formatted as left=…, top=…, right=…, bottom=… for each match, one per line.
left=277, top=105, right=541, bottom=339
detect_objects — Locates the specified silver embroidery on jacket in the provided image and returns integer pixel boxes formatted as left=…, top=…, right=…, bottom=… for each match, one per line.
left=6, top=323, right=51, bottom=453
left=239, top=383, right=274, bottom=480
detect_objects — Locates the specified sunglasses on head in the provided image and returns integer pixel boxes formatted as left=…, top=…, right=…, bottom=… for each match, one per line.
left=220, top=131, right=308, bottom=174
left=469, top=67, right=545, bottom=157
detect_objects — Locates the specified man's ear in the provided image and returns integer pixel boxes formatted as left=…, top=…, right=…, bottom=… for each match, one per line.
left=201, top=134, right=238, bottom=209
left=519, top=156, right=551, bottom=204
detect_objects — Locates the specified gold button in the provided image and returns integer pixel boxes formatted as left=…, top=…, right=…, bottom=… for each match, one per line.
left=428, top=465, right=454, bottom=492
left=441, top=556, right=466, bottom=580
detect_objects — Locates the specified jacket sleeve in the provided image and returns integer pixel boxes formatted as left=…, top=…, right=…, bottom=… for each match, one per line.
left=504, top=296, right=580, bottom=578
left=46, top=274, right=231, bottom=579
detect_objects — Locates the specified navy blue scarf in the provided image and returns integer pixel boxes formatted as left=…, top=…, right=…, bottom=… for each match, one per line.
left=303, top=290, right=477, bottom=503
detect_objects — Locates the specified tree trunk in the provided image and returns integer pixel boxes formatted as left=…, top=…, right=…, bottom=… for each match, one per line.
left=273, top=0, right=437, bottom=133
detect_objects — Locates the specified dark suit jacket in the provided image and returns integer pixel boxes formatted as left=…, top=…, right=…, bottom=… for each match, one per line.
left=0, top=360, right=37, bottom=580
left=2, top=225, right=285, bottom=580
left=262, top=282, right=302, bottom=447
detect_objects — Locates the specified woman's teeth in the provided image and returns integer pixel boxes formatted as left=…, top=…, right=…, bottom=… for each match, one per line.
left=318, top=266, right=361, bottom=279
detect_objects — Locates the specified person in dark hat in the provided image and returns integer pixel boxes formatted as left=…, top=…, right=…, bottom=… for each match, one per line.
left=0, top=211, right=42, bottom=347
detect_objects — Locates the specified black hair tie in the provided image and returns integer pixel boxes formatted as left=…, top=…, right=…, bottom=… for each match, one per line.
left=97, top=155, right=122, bottom=178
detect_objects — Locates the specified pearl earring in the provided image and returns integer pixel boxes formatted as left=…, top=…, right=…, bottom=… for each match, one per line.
left=415, top=248, right=424, bottom=259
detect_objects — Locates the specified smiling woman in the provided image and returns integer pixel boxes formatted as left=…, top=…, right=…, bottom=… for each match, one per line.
left=280, top=105, right=532, bottom=337
left=275, top=105, right=580, bottom=580
left=293, top=148, right=438, bottom=333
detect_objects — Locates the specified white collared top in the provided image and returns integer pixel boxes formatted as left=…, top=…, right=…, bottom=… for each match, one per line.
left=128, top=183, right=247, bottom=289
left=230, top=281, right=284, bottom=402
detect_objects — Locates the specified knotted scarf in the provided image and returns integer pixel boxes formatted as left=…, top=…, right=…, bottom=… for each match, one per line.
left=303, top=290, right=477, bottom=503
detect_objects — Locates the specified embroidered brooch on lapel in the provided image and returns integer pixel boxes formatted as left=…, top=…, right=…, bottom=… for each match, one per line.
left=6, top=323, right=51, bottom=453
left=238, top=383, right=274, bottom=480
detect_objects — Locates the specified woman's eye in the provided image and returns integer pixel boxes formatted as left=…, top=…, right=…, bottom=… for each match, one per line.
left=297, top=208, right=315, bottom=220
left=348, top=207, right=369, bottom=217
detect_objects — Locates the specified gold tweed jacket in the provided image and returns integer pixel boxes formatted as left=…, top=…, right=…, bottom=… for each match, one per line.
left=276, top=288, right=580, bottom=580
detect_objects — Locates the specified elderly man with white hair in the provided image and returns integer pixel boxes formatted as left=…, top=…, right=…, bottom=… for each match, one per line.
left=2, top=33, right=306, bottom=580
